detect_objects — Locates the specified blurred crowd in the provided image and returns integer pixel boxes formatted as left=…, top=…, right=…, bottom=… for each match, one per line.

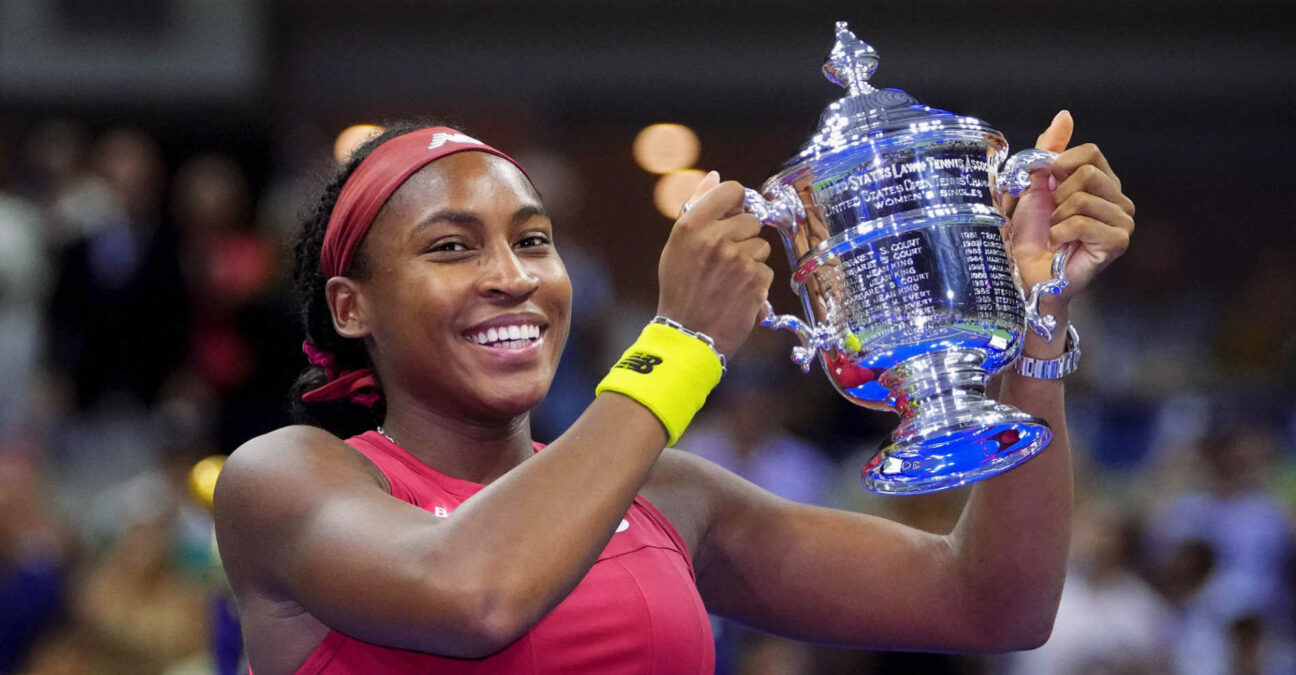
left=0, top=118, right=1293, bottom=675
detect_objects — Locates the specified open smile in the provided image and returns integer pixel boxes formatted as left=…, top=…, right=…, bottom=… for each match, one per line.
left=466, top=322, right=544, bottom=350
left=461, top=315, right=549, bottom=359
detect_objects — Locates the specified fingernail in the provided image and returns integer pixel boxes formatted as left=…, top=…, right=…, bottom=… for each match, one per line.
left=1053, top=110, right=1069, bottom=125
left=707, top=170, right=720, bottom=182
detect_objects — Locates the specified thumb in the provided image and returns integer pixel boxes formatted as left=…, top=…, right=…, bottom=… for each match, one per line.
left=1036, top=110, right=1073, bottom=153
left=682, top=170, right=720, bottom=213
left=1013, top=111, right=1074, bottom=253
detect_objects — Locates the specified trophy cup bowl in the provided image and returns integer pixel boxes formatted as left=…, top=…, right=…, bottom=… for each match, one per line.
left=744, top=22, right=1072, bottom=495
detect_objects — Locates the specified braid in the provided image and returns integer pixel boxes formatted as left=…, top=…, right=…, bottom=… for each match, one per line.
left=288, top=119, right=454, bottom=437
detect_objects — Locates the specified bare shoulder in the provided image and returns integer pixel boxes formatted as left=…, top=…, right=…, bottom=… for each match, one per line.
left=213, top=425, right=388, bottom=592
left=215, top=425, right=388, bottom=514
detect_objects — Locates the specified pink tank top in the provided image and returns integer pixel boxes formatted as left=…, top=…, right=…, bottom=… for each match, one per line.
left=288, top=431, right=715, bottom=674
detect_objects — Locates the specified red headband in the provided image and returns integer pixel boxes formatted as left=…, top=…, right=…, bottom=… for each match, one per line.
left=304, top=126, right=529, bottom=406
left=320, top=126, right=529, bottom=278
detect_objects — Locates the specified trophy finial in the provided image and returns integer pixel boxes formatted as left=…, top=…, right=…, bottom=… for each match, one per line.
left=823, top=21, right=879, bottom=96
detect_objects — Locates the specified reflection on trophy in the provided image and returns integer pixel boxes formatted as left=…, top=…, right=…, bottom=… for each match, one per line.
left=745, top=22, right=1072, bottom=495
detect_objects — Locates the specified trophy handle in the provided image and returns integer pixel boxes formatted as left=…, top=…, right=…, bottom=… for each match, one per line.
left=994, top=148, right=1072, bottom=342
left=742, top=187, right=828, bottom=371
left=760, top=300, right=835, bottom=373
left=743, top=186, right=804, bottom=239
left=996, top=148, right=1057, bottom=197
left=1023, top=245, right=1074, bottom=342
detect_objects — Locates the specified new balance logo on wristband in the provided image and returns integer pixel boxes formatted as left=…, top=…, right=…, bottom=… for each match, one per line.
left=615, top=352, right=663, bottom=374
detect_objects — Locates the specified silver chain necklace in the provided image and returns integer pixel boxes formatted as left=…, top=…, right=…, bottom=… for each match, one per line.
left=376, top=425, right=398, bottom=446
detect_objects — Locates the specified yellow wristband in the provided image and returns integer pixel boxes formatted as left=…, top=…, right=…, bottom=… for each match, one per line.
left=595, top=322, right=724, bottom=445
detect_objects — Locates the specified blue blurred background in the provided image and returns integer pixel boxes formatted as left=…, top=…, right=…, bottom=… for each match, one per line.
left=0, top=1, right=1292, bottom=673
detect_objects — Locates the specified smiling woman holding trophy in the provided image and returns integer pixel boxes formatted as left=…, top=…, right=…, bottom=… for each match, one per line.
left=213, top=22, right=1134, bottom=674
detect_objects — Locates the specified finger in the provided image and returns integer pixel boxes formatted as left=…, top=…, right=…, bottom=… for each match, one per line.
left=1051, top=191, right=1136, bottom=237
left=1051, top=143, right=1117, bottom=185
left=733, top=235, right=773, bottom=263
left=1048, top=215, right=1131, bottom=260
left=1035, top=110, right=1074, bottom=153
left=681, top=170, right=721, bottom=216
left=721, top=213, right=763, bottom=242
left=682, top=180, right=746, bottom=223
left=1053, top=165, right=1136, bottom=217
left=689, top=168, right=720, bottom=202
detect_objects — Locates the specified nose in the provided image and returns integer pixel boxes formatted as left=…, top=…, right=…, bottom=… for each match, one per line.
left=477, top=244, right=540, bottom=300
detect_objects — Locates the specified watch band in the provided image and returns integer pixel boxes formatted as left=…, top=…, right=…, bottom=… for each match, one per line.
left=1014, top=324, right=1081, bottom=379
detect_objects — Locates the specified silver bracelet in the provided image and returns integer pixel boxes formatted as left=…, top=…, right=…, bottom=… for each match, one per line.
left=1013, top=324, right=1081, bottom=380
left=650, top=315, right=727, bottom=374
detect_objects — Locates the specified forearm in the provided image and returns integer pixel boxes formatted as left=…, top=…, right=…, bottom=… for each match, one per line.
left=947, top=307, right=1073, bottom=648
left=431, top=392, right=668, bottom=642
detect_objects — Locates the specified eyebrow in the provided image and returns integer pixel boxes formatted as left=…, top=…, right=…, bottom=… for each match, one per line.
left=413, top=204, right=549, bottom=233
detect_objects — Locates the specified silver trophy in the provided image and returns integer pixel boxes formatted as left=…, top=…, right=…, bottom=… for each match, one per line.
left=745, top=22, right=1072, bottom=495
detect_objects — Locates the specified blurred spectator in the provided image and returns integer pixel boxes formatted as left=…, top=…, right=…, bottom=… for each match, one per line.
left=0, top=136, right=50, bottom=435
left=1006, top=500, right=1173, bottom=675
left=73, top=518, right=207, bottom=674
left=0, top=451, right=72, bottom=675
left=173, top=152, right=298, bottom=449
left=1144, top=418, right=1296, bottom=674
left=16, top=119, right=114, bottom=251
left=1226, top=614, right=1296, bottom=675
left=46, top=127, right=189, bottom=409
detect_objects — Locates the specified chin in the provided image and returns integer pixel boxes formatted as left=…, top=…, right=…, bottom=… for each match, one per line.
left=474, top=378, right=552, bottom=421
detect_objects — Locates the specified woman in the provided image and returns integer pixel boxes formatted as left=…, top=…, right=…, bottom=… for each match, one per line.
left=214, top=112, right=1135, bottom=674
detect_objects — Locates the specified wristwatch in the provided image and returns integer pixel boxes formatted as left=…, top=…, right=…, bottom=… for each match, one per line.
left=1014, top=324, right=1081, bottom=379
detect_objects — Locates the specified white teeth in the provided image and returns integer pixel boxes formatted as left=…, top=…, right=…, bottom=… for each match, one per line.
left=469, top=323, right=543, bottom=347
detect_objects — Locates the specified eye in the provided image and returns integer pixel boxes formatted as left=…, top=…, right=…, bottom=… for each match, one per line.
left=426, top=240, right=469, bottom=254
left=516, top=233, right=552, bottom=249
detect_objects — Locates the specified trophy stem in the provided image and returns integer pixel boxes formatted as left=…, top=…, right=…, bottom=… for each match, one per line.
left=862, top=348, right=1053, bottom=495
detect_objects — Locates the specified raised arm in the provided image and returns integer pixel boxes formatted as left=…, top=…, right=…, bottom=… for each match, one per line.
left=686, top=112, right=1134, bottom=651
left=214, top=177, right=773, bottom=665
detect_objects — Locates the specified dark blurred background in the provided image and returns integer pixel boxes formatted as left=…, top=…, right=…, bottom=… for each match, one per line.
left=0, top=1, right=1292, bottom=673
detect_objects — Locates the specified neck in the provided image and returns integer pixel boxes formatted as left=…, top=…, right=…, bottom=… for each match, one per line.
left=380, top=397, right=535, bottom=485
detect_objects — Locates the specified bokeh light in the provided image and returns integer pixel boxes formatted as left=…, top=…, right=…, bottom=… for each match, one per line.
left=633, top=123, right=700, bottom=174
left=333, top=124, right=385, bottom=163
left=187, top=455, right=227, bottom=512
left=653, top=169, right=706, bottom=219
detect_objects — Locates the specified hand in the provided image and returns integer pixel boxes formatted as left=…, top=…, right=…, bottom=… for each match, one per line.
left=1005, top=111, right=1136, bottom=313
left=657, top=171, right=773, bottom=358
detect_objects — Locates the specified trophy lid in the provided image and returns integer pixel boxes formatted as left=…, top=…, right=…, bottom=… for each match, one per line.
left=785, top=22, right=993, bottom=172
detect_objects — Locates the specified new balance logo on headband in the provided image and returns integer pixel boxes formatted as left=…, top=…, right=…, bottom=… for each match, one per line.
left=427, top=132, right=483, bottom=150
left=615, top=352, right=663, bottom=374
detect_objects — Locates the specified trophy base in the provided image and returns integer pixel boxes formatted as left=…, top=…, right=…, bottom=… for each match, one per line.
left=860, top=348, right=1053, bottom=495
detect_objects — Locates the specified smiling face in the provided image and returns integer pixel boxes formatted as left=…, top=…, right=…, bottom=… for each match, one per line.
left=329, top=151, right=572, bottom=425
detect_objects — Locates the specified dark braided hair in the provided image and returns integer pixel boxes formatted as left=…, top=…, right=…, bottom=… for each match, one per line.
left=289, top=120, right=455, bottom=437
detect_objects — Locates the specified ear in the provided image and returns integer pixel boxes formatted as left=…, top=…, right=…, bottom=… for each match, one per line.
left=324, top=276, right=371, bottom=339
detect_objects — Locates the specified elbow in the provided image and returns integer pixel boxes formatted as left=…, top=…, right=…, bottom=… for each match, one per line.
left=465, top=604, right=528, bottom=657
left=997, top=616, right=1056, bottom=652
left=440, top=581, right=533, bottom=658
left=970, top=609, right=1057, bottom=653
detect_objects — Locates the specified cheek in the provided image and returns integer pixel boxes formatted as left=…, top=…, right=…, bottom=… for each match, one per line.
left=379, top=272, right=460, bottom=343
left=540, top=263, right=573, bottom=324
